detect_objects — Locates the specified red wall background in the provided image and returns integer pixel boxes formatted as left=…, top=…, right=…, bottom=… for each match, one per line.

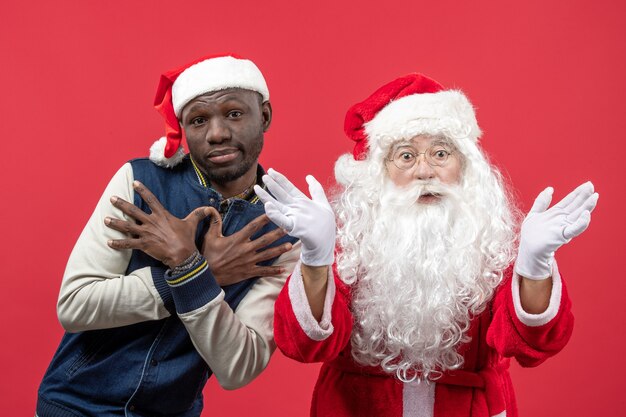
left=1, top=1, right=624, bottom=415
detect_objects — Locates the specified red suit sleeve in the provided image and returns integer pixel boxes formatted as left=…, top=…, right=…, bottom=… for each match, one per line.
left=274, top=264, right=354, bottom=363
left=487, top=267, right=574, bottom=367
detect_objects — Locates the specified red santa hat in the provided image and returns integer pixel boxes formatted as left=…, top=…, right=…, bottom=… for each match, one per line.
left=344, top=73, right=481, bottom=160
left=150, top=54, right=270, bottom=168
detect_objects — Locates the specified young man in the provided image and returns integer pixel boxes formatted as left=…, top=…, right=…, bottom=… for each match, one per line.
left=256, top=73, right=598, bottom=417
left=37, top=55, right=300, bottom=417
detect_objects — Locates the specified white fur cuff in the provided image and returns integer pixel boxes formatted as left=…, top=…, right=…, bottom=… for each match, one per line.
left=512, top=261, right=562, bottom=327
left=287, top=260, right=335, bottom=341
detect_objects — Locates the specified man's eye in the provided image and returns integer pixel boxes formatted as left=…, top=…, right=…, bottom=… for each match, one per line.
left=432, top=149, right=449, bottom=160
left=400, top=152, right=415, bottom=161
left=227, top=111, right=243, bottom=118
left=191, top=117, right=206, bottom=126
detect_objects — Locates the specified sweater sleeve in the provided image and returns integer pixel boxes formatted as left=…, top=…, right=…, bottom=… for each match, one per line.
left=173, top=241, right=301, bottom=390
left=57, top=163, right=171, bottom=332
left=274, top=262, right=354, bottom=363
left=487, top=264, right=574, bottom=367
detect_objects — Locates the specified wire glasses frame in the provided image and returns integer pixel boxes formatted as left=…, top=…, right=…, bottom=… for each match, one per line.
left=387, top=144, right=454, bottom=170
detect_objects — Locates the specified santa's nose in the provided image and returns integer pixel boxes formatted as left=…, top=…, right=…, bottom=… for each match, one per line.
left=413, top=157, right=436, bottom=180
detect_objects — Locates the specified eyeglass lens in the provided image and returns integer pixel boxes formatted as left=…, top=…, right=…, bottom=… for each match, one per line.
left=390, top=145, right=451, bottom=170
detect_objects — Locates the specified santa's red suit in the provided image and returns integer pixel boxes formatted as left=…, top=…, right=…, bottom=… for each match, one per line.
left=274, top=262, right=573, bottom=417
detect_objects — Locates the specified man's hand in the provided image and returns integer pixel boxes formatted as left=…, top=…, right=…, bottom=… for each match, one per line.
left=202, top=212, right=293, bottom=286
left=515, top=181, right=599, bottom=280
left=254, top=168, right=336, bottom=267
left=105, top=181, right=212, bottom=268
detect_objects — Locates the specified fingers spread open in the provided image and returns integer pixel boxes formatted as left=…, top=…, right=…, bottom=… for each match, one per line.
left=262, top=174, right=295, bottom=204
left=252, top=265, right=286, bottom=278
left=238, top=214, right=271, bottom=239
left=254, top=185, right=279, bottom=206
left=105, top=217, right=142, bottom=235
left=253, top=242, right=293, bottom=263
left=107, top=237, right=143, bottom=250
left=268, top=168, right=306, bottom=199
left=133, top=181, right=166, bottom=214
left=264, top=201, right=294, bottom=231
left=306, top=175, right=330, bottom=205
left=251, top=227, right=287, bottom=248
left=110, top=195, right=149, bottom=223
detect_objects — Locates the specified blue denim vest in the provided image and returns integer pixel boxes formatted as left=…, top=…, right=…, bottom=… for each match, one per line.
left=37, top=156, right=297, bottom=417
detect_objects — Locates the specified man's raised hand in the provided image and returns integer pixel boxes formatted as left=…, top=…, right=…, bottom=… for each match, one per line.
left=201, top=212, right=293, bottom=286
left=105, top=181, right=293, bottom=285
left=105, top=181, right=212, bottom=268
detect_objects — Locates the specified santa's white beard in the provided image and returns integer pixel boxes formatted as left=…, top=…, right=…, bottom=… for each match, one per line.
left=337, top=178, right=511, bottom=382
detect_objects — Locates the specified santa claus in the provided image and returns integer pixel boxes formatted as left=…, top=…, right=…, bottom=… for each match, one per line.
left=254, top=73, right=598, bottom=417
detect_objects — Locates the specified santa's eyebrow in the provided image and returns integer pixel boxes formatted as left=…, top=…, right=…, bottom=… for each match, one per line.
left=394, top=142, right=415, bottom=149
left=393, top=138, right=454, bottom=150
left=430, top=138, right=454, bottom=148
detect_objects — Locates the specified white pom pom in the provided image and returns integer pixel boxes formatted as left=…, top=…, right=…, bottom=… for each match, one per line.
left=149, top=137, right=186, bottom=168
left=334, top=153, right=366, bottom=186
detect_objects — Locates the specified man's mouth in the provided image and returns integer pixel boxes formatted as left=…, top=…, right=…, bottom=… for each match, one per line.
left=207, top=148, right=240, bottom=164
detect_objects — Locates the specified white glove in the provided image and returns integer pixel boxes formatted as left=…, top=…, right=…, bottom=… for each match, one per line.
left=515, top=181, right=599, bottom=280
left=254, top=168, right=336, bottom=267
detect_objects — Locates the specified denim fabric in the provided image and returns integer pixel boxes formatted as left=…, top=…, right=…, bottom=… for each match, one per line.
left=37, top=157, right=297, bottom=417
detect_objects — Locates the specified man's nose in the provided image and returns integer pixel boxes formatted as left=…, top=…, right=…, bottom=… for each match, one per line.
left=413, top=156, right=436, bottom=180
left=206, top=118, right=231, bottom=143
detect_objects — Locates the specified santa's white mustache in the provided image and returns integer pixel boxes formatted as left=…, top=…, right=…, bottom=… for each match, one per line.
left=417, top=182, right=451, bottom=197
left=381, top=180, right=460, bottom=206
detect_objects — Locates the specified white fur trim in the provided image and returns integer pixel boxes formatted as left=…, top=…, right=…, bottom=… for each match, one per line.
left=491, top=412, right=506, bottom=417
left=512, top=261, right=562, bottom=327
left=172, top=56, right=269, bottom=116
left=403, top=380, right=435, bottom=417
left=149, top=137, right=186, bottom=168
left=364, top=90, right=481, bottom=145
left=287, top=260, right=335, bottom=341
left=334, top=153, right=364, bottom=186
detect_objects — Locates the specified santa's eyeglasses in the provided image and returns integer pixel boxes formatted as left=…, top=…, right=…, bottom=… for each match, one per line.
left=387, top=145, right=454, bottom=170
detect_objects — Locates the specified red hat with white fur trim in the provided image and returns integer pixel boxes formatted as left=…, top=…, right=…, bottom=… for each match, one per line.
left=344, top=73, right=481, bottom=160
left=150, top=54, right=270, bottom=168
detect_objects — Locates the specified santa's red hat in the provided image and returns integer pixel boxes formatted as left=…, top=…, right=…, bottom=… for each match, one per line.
left=150, top=54, right=270, bottom=167
left=344, top=73, right=481, bottom=160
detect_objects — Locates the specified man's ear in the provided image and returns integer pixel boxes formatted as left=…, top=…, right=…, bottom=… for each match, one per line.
left=261, top=101, right=272, bottom=132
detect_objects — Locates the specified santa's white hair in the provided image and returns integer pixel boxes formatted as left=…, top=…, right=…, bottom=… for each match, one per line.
left=333, top=131, right=519, bottom=382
